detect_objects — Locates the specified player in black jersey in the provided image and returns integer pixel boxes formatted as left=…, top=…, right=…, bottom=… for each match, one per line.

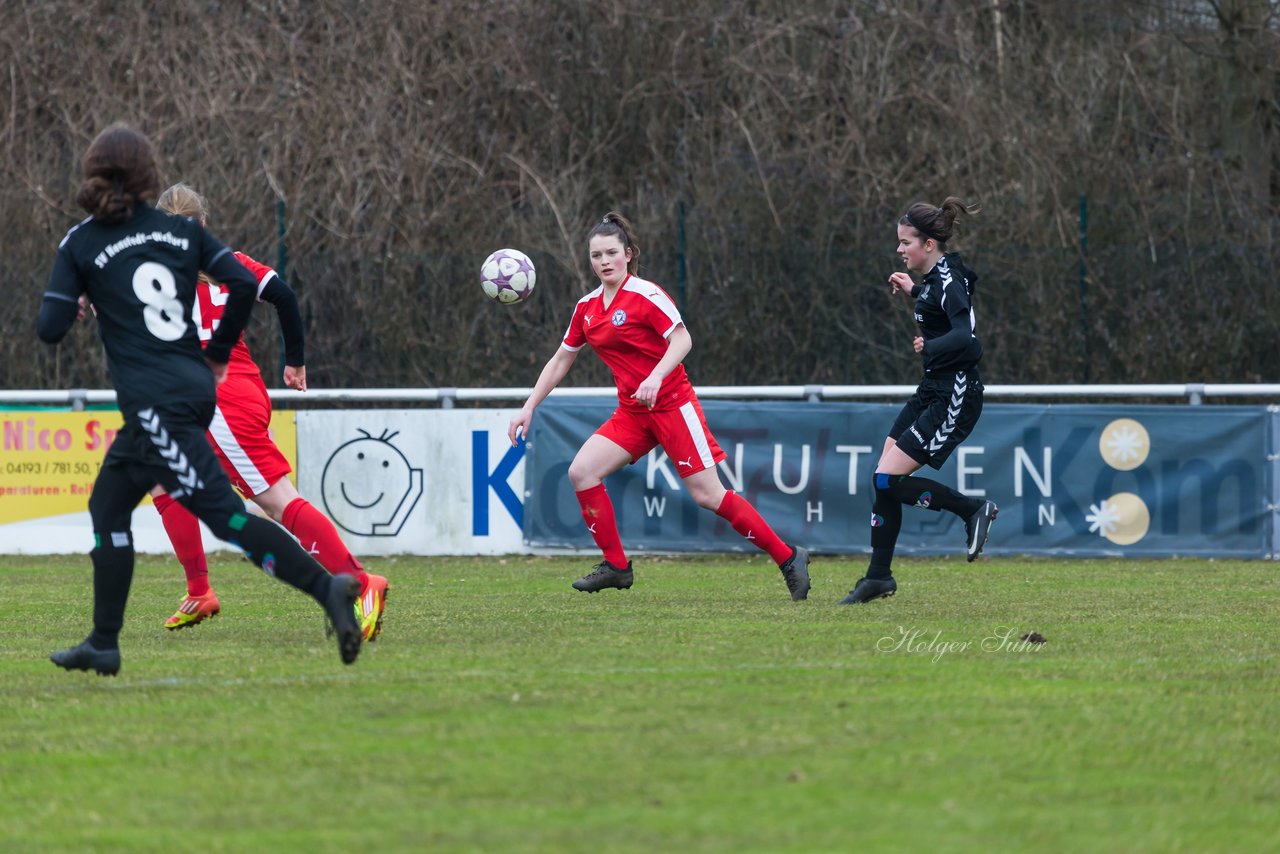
left=841, top=197, right=999, bottom=605
left=36, top=124, right=362, bottom=672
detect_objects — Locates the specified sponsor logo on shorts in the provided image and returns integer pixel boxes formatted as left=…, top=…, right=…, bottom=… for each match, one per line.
left=909, top=426, right=925, bottom=443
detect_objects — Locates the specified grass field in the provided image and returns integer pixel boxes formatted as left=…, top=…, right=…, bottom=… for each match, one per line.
left=2, top=553, right=1277, bottom=852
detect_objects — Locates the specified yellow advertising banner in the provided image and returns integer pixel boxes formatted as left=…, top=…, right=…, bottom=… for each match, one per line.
left=0, top=409, right=297, bottom=526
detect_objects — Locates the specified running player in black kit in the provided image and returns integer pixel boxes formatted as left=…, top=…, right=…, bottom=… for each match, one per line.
left=36, top=124, right=362, bottom=672
left=841, top=197, right=998, bottom=605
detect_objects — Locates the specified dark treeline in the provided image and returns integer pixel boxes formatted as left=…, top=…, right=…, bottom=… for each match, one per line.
left=2, top=0, right=1276, bottom=392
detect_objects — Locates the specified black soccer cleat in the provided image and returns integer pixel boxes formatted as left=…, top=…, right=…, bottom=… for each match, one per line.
left=50, top=640, right=121, bottom=676
left=572, top=560, right=634, bottom=593
left=324, top=574, right=363, bottom=665
left=964, top=500, right=999, bottom=562
left=839, top=576, right=898, bottom=605
left=779, top=546, right=811, bottom=601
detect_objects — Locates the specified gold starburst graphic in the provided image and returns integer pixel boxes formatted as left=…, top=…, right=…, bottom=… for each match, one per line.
left=1085, top=492, right=1151, bottom=545
left=1099, top=418, right=1150, bottom=471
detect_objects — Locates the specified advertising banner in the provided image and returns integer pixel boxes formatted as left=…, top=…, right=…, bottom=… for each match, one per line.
left=294, top=409, right=525, bottom=555
left=524, top=399, right=1276, bottom=559
left=0, top=409, right=296, bottom=554
left=5, top=402, right=1275, bottom=558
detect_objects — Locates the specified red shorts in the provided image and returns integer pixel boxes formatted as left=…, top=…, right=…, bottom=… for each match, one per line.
left=207, top=371, right=291, bottom=497
left=595, top=398, right=726, bottom=476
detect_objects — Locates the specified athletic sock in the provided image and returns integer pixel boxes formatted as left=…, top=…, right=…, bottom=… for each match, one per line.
left=281, top=497, right=369, bottom=587
left=226, top=513, right=331, bottom=603
left=878, top=472, right=982, bottom=517
left=868, top=476, right=904, bottom=579
left=714, top=491, right=793, bottom=565
left=153, top=492, right=210, bottom=596
left=575, top=483, right=629, bottom=568
left=88, top=532, right=135, bottom=649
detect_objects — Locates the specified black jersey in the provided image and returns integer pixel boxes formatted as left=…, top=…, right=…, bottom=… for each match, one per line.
left=39, top=204, right=259, bottom=417
left=911, top=252, right=982, bottom=374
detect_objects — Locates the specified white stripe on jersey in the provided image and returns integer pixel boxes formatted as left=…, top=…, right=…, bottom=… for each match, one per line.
left=255, top=269, right=277, bottom=300
left=58, top=217, right=94, bottom=250
left=208, top=405, right=270, bottom=495
left=678, top=402, right=716, bottom=469
left=938, top=257, right=951, bottom=312
left=623, top=276, right=683, bottom=337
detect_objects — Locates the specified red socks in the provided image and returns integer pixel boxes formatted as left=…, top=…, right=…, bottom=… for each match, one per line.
left=715, top=491, right=793, bottom=565
left=153, top=492, right=210, bottom=597
left=154, top=493, right=368, bottom=594
left=575, top=483, right=629, bottom=568
left=281, top=497, right=369, bottom=587
left=574, top=486, right=787, bottom=568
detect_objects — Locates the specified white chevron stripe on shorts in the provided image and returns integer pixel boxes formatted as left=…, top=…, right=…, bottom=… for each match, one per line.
left=926, top=372, right=967, bottom=453
left=138, top=408, right=205, bottom=490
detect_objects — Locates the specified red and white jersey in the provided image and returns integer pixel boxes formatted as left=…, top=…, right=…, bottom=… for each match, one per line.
left=562, top=274, right=695, bottom=412
left=192, top=251, right=276, bottom=377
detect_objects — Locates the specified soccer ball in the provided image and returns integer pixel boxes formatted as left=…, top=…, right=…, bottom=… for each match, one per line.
left=480, top=248, right=536, bottom=304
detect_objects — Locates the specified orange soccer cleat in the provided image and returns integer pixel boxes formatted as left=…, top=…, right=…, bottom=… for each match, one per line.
left=164, top=590, right=221, bottom=631
left=356, top=574, right=390, bottom=642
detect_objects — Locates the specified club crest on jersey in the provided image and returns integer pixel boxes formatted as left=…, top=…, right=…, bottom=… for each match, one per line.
left=611, top=309, right=627, bottom=327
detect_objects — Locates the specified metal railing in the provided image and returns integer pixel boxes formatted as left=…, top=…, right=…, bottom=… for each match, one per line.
left=2, top=383, right=1278, bottom=410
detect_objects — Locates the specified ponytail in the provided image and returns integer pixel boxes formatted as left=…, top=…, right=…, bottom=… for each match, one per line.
left=901, top=196, right=980, bottom=245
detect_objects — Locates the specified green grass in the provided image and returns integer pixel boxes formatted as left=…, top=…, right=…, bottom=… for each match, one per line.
left=2, top=553, right=1278, bottom=853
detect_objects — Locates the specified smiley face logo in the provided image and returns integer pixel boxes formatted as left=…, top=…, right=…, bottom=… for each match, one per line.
left=320, top=429, right=423, bottom=536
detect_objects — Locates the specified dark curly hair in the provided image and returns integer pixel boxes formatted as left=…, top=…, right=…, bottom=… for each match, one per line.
left=74, top=124, right=161, bottom=224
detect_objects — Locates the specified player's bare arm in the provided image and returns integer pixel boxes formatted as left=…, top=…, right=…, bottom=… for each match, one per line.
left=509, top=346, right=579, bottom=444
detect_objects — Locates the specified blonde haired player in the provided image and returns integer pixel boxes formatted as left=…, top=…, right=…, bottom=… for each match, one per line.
left=149, top=183, right=389, bottom=640
left=508, top=212, right=810, bottom=598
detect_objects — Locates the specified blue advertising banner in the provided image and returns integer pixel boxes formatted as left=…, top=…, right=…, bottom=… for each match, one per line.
left=525, top=399, right=1277, bottom=559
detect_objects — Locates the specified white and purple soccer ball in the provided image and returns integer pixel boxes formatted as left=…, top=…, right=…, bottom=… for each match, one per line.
left=480, top=248, right=536, bottom=305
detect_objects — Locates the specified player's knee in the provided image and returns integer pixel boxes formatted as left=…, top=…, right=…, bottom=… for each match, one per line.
left=566, top=460, right=598, bottom=491
left=689, top=483, right=723, bottom=511
left=872, top=471, right=893, bottom=494
left=198, top=508, right=245, bottom=543
left=252, top=478, right=297, bottom=522
left=89, top=494, right=133, bottom=553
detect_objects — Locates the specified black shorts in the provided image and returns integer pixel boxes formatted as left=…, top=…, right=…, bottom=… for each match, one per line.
left=92, top=400, right=243, bottom=531
left=889, top=370, right=984, bottom=469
